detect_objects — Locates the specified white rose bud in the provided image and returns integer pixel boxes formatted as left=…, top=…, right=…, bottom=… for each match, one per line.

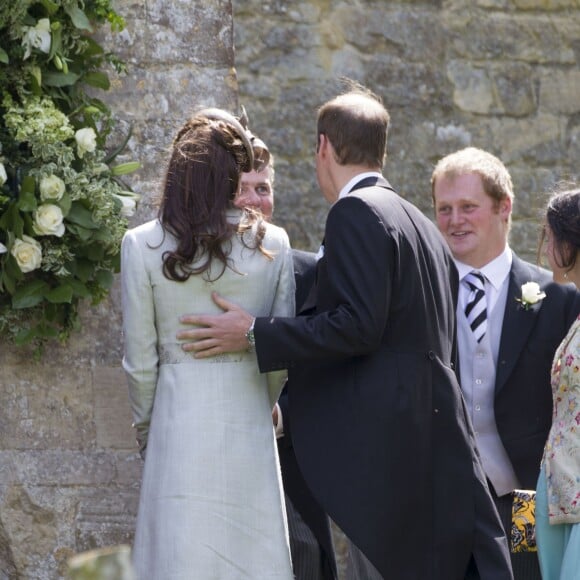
left=33, top=204, right=65, bottom=237
left=113, top=194, right=137, bottom=218
left=0, top=242, right=7, bottom=254
left=11, top=235, right=42, bottom=273
left=75, top=127, right=97, bottom=158
left=0, top=163, right=7, bottom=187
left=521, top=282, right=546, bottom=304
left=39, top=174, right=65, bottom=201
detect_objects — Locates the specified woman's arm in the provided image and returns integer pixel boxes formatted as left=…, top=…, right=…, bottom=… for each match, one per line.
left=121, top=229, right=159, bottom=457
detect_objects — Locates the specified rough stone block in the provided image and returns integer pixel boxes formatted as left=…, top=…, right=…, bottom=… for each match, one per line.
left=93, top=367, right=136, bottom=450
left=0, top=366, right=94, bottom=450
left=540, top=69, right=580, bottom=114
left=447, top=61, right=494, bottom=114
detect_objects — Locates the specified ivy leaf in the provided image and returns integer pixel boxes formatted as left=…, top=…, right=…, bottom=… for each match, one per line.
left=66, top=202, right=99, bottom=229
left=64, top=5, right=93, bottom=31
left=17, top=177, right=37, bottom=212
left=0, top=48, right=8, bottom=64
left=43, top=71, right=80, bottom=87
left=57, top=193, right=72, bottom=216
left=39, top=0, right=60, bottom=15
left=71, top=258, right=95, bottom=282
left=64, top=278, right=91, bottom=298
left=12, top=280, right=49, bottom=309
left=0, top=203, right=25, bottom=238
left=46, top=284, right=74, bottom=304
left=83, top=72, right=110, bottom=90
left=86, top=244, right=105, bottom=261
left=14, top=327, right=39, bottom=346
left=1, top=254, right=23, bottom=294
left=96, top=269, right=114, bottom=289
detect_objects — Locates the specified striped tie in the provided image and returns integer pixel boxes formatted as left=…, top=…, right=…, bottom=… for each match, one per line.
left=464, top=271, right=487, bottom=343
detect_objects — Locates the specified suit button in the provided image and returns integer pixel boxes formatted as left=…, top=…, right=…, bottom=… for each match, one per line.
left=427, top=351, right=435, bottom=360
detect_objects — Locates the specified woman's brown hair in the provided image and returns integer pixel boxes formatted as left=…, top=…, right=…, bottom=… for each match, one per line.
left=158, top=112, right=269, bottom=282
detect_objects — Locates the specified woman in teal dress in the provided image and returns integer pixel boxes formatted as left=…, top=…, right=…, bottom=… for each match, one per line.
left=536, top=185, right=580, bottom=580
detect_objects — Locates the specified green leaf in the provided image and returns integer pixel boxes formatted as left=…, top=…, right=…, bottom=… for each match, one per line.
left=91, top=228, right=113, bottom=243
left=37, top=324, right=59, bottom=338
left=95, top=269, right=114, bottom=289
left=71, top=258, right=95, bottom=282
left=66, top=202, right=99, bottom=229
left=49, top=26, right=62, bottom=60
left=46, top=284, right=74, bottom=304
left=86, top=244, right=105, bottom=261
left=0, top=203, right=25, bottom=238
left=12, top=279, right=49, bottom=309
left=17, top=177, right=38, bottom=212
left=64, top=5, right=93, bottom=31
left=64, top=277, right=91, bottom=298
left=1, top=265, right=16, bottom=294
left=0, top=48, right=8, bottom=64
left=43, top=71, right=80, bottom=87
left=80, top=37, right=105, bottom=58
left=29, top=66, right=42, bottom=95
left=39, top=0, right=60, bottom=15
left=14, top=327, right=39, bottom=346
left=57, top=193, right=72, bottom=216
left=111, top=161, right=141, bottom=176
left=83, top=72, right=110, bottom=90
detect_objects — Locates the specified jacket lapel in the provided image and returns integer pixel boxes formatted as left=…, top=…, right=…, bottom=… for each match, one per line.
left=495, top=255, right=544, bottom=394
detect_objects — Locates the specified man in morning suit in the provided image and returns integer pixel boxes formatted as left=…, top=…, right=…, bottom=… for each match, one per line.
left=235, top=156, right=337, bottom=580
left=431, top=147, right=580, bottom=579
left=178, top=84, right=513, bottom=579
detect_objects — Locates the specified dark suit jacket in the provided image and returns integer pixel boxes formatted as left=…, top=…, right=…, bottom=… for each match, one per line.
left=277, top=248, right=337, bottom=580
left=255, top=179, right=512, bottom=580
left=495, top=254, right=580, bottom=489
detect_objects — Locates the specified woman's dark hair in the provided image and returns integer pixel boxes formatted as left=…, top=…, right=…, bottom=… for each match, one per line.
left=158, top=113, right=269, bottom=282
left=539, top=185, right=580, bottom=272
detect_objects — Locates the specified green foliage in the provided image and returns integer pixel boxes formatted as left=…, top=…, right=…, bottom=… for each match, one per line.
left=0, top=0, right=140, bottom=348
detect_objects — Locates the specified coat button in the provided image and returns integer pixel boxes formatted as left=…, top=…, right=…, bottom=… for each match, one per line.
left=427, top=351, right=435, bottom=360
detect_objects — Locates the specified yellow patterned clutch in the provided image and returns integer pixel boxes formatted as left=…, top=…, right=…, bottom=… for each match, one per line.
left=511, top=489, right=537, bottom=553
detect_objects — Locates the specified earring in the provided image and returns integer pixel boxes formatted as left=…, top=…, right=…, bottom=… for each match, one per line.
left=564, top=272, right=569, bottom=279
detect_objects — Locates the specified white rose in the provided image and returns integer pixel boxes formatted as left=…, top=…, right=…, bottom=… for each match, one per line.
left=0, top=242, right=7, bottom=254
left=33, top=204, right=65, bottom=237
left=0, top=163, right=7, bottom=186
left=39, top=174, right=65, bottom=201
left=521, top=282, right=546, bottom=305
left=11, top=235, right=42, bottom=273
left=75, top=127, right=97, bottom=158
left=113, top=194, right=137, bottom=217
left=21, top=18, right=51, bottom=60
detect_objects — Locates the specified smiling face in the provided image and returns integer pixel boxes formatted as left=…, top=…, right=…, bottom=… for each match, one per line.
left=433, top=172, right=512, bottom=268
left=234, top=167, right=274, bottom=221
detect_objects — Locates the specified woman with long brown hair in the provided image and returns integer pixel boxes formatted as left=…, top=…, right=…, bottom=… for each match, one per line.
left=121, top=109, right=294, bottom=579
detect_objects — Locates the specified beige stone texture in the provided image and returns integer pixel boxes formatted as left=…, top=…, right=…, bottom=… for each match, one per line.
left=1, top=0, right=580, bottom=577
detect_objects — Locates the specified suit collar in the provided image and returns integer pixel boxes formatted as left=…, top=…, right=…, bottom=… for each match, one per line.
left=338, top=172, right=388, bottom=200
left=495, top=254, right=546, bottom=393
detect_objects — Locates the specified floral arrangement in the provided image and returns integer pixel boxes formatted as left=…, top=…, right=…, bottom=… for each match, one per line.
left=517, top=281, right=546, bottom=310
left=0, top=0, right=139, bottom=347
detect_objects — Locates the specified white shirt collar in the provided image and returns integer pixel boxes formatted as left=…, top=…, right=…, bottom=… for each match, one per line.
left=338, top=171, right=384, bottom=200
left=454, top=246, right=513, bottom=291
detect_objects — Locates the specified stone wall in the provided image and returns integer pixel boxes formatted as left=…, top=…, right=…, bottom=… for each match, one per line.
left=1, top=0, right=579, bottom=578
left=234, top=0, right=580, bottom=260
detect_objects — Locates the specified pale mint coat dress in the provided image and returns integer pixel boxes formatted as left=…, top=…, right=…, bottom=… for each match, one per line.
left=121, top=211, right=295, bottom=580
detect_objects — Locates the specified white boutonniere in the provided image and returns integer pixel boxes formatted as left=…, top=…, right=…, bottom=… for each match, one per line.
left=516, top=282, right=546, bottom=310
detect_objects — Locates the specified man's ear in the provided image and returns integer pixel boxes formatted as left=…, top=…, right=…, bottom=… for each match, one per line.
left=500, top=196, right=512, bottom=220
left=318, top=133, right=328, bottom=154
